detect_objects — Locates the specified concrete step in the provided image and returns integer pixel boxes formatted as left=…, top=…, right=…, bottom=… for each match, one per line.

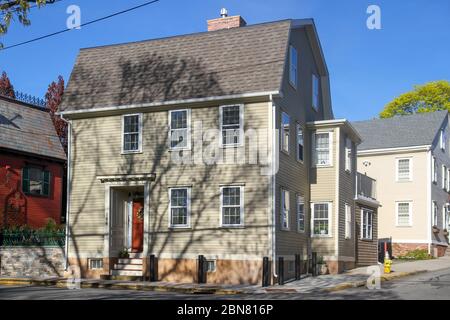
left=118, top=258, right=143, bottom=265
left=111, top=270, right=143, bottom=277
left=114, top=264, right=142, bottom=271
left=128, top=253, right=143, bottom=259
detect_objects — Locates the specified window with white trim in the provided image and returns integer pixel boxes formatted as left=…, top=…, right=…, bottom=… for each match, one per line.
left=361, top=209, right=373, bottom=240
left=296, top=123, right=304, bottom=162
left=289, top=45, right=298, bottom=87
left=396, top=202, right=412, bottom=227
left=396, top=158, right=411, bottom=182
left=445, top=205, right=450, bottom=230
left=432, top=156, right=437, bottom=183
left=440, top=129, right=446, bottom=151
left=169, top=188, right=190, bottom=228
left=443, top=206, right=447, bottom=229
left=345, top=204, right=352, bottom=239
left=312, top=202, right=331, bottom=236
left=169, top=110, right=190, bottom=150
left=313, top=132, right=332, bottom=166
left=433, top=201, right=438, bottom=227
left=281, top=189, right=290, bottom=230
left=122, top=114, right=142, bottom=153
left=297, top=195, right=305, bottom=232
left=312, top=74, right=320, bottom=111
left=345, top=137, right=352, bottom=172
left=447, top=169, right=450, bottom=192
left=89, top=259, right=103, bottom=270
left=220, top=105, right=243, bottom=146
left=443, top=165, right=448, bottom=190
left=221, top=186, right=244, bottom=227
left=281, top=112, right=290, bottom=153
left=206, top=260, right=216, bottom=273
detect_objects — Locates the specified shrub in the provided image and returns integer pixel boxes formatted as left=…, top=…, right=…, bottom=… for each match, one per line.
left=397, top=249, right=434, bottom=260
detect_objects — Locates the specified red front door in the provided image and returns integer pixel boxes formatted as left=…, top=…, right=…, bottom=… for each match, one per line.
left=131, top=199, right=144, bottom=252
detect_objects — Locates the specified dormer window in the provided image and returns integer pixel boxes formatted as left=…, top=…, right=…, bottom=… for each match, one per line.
left=289, top=45, right=298, bottom=88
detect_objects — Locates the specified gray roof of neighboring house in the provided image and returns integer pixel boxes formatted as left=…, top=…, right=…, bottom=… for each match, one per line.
left=0, top=96, right=66, bottom=160
left=60, top=19, right=292, bottom=112
left=352, top=110, right=449, bottom=151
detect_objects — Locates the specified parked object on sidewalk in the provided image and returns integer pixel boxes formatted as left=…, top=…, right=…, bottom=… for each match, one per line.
left=384, top=258, right=392, bottom=274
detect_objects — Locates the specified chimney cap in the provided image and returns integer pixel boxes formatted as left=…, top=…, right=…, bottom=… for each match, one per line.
left=220, top=8, right=228, bottom=18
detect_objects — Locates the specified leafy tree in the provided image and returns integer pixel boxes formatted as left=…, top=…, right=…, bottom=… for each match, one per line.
left=46, top=75, right=67, bottom=152
left=0, top=0, right=55, bottom=48
left=0, top=71, right=15, bottom=98
left=380, top=80, right=450, bottom=118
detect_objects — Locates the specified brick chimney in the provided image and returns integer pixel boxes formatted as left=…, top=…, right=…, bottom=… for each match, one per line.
left=207, top=8, right=247, bottom=32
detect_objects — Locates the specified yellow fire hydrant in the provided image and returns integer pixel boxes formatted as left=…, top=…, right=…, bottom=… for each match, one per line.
left=384, top=257, right=392, bottom=274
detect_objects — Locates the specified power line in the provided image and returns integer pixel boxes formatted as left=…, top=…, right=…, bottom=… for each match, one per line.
left=0, top=0, right=160, bottom=51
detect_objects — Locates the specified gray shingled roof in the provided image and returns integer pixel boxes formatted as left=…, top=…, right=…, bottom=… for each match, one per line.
left=60, top=20, right=292, bottom=112
left=0, top=97, right=66, bottom=160
left=352, top=111, right=448, bottom=151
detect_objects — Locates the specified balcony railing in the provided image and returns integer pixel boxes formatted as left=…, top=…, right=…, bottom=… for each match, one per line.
left=0, top=91, right=47, bottom=108
left=357, top=172, right=377, bottom=200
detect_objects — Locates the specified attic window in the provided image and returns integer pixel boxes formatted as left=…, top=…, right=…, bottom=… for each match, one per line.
left=22, top=167, right=50, bottom=197
left=289, top=45, right=298, bottom=88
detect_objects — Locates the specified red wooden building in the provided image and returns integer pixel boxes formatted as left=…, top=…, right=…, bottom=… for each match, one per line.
left=0, top=95, right=66, bottom=228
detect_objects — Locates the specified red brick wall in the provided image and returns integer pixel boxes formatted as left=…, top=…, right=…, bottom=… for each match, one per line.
left=0, top=152, right=64, bottom=228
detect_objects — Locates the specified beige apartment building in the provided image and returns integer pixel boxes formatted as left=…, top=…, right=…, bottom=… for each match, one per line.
left=60, top=13, right=379, bottom=285
left=354, top=111, right=450, bottom=258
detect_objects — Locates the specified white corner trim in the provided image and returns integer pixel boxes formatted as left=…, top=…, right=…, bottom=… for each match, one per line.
left=427, top=150, right=432, bottom=254
left=335, top=127, right=340, bottom=257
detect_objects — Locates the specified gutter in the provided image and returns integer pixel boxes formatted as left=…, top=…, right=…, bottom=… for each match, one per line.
left=270, top=94, right=278, bottom=279
left=60, top=114, right=72, bottom=270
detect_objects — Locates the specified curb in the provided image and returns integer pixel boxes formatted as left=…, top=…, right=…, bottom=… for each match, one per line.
left=0, top=278, right=245, bottom=295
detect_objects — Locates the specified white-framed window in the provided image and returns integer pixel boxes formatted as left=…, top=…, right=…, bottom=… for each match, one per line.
left=345, top=203, right=352, bottom=239
left=445, top=204, right=450, bottom=230
left=361, top=209, right=373, bottom=240
left=122, top=114, right=142, bottom=153
left=296, top=123, right=304, bottom=162
left=443, top=206, right=447, bottom=230
left=440, top=129, right=446, bottom=151
left=313, top=132, right=332, bottom=166
left=220, top=186, right=244, bottom=227
left=88, top=259, right=103, bottom=270
left=206, top=260, right=216, bottom=273
left=312, top=74, right=320, bottom=111
left=432, top=156, right=438, bottom=183
left=289, top=45, right=298, bottom=88
left=169, top=187, right=191, bottom=228
left=443, top=165, right=448, bottom=190
left=396, top=158, right=412, bottom=182
left=447, top=169, right=450, bottom=192
left=281, top=188, right=290, bottom=230
left=311, top=202, right=332, bottom=236
left=281, top=112, right=290, bottom=153
left=220, top=104, right=243, bottom=147
left=297, top=195, right=305, bottom=232
left=169, top=109, right=191, bottom=150
left=345, top=137, right=352, bottom=172
left=396, top=202, right=412, bottom=227
left=433, top=201, right=438, bottom=227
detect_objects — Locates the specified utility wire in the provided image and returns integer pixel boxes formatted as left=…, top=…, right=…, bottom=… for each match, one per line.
left=1, top=0, right=160, bottom=51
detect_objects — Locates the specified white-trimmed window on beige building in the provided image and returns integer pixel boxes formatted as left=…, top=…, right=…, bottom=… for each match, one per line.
left=396, top=201, right=412, bottom=227
left=220, top=104, right=243, bottom=147
left=122, top=113, right=142, bottom=153
left=220, top=186, right=244, bottom=227
left=361, top=209, right=373, bottom=240
left=345, top=203, right=352, bottom=239
left=313, top=132, right=332, bottom=167
left=281, top=188, right=290, bottom=230
left=297, top=195, right=305, bottom=233
left=396, top=158, right=412, bottom=182
left=169, top=187, right=191, bottom=228
left=169, top=109, right=191, bottom=150
left=311, top=202, right=332, bottom=237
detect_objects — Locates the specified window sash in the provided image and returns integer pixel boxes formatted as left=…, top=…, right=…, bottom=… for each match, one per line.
left=432, top=157, right=437, bottom=182
left=289, top=45, right=298, bottom=87
left=281, top=112, right=290, bottom=153
left=169, top=188, right=190, bottom=227
left=397, top=202, right=411, bottom=226
left=297, top=196, right=305, bottom=232
left=362, top=210, right=373, bottom=240
left=221, top=186, right=244, bottom=226
left=122, top=114, right=141, bottom=152
left=397, top=159, right=411, bottom=181
left=345, top=204, right=352, bottom=239
left=314, top=132, right=332, bottom=166
left=281, top=189, right=290, bottom=230
left=443, top=166, right=448, bottom=190
left=169, top=110, right=190, bottom=150
left=433, top=202, right=438, bottom=227
left=220, top=105, right=243, bottom=146
left=312, top=203, right=331, bottom=236
left=296, top=124, right=304, bottom=162
left=345, top=138, right=352, bottom=172
left=23, top=167, right=50, bottom=196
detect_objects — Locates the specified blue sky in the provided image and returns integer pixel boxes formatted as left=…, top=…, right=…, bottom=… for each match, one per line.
left=0, top=0, right=449, bottom=120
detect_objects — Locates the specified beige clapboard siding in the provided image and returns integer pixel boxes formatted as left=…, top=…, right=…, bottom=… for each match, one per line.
left=355, top=205, right=378, bottom=266
left=338, top=129, right=357, bottom=258
left=68, top=101, right=271, bottom=258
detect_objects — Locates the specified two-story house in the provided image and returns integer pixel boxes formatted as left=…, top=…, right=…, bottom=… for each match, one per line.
left=60, top=12, right=378, bottom=284
left=353, top=111, right=450, bottom=258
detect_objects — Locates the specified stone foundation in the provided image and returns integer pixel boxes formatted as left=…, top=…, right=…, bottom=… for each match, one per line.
left=0, top=246, right=65, bottom=277
left=325, top=260, right=355, bottom=274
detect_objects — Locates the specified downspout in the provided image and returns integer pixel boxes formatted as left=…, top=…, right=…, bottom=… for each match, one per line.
left=269, top=94, right=278, bottom=278
left=60, top=114, right=71, bottom=270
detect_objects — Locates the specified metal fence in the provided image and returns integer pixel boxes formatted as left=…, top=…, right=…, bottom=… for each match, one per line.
left=0, top=91, right=47, bottom=108
left=0, top=230, right=65, bottom=247
left=357, top=172, right=377, bottom=200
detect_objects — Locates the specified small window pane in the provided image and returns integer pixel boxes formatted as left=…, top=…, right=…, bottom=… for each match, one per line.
left=313, top=203, right=329, bottom=235
left=397, top=159, right=411, bottom=181
left=123, top=115, right=140, bottom=152
left=170, top=188, right=189, bottom=227
left=315, top=133, right=330, bottom=165
left=397, top=203, right=411, bottom=226
left=221, top=106, right=241, bottom=146
left=222, top=187, right=242, bottom=226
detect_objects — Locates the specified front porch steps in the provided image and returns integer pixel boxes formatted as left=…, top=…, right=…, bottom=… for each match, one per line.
left=110, top=256, right=143, bottom=278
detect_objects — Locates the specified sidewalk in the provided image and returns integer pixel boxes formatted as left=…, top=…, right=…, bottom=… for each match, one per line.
left=1, top=256, right=449, bottom=295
